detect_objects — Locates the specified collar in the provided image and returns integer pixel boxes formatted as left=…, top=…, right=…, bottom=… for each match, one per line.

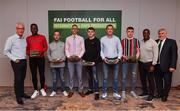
left=126, top=37, right=134, bottom=40
left=159, top=38, right=166, bottom=43
left=15, top=34, right=24, bottom=39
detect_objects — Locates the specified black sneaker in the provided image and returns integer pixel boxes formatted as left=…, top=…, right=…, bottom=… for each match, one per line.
left=146, top=96, right=154, bottom=102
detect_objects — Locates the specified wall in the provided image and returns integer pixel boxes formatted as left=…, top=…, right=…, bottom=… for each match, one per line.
left=0, top=0, right=179, bottom=86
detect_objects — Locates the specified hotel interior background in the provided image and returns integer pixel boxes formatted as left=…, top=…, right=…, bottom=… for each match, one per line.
left=0, top=0, right=179, bottom=87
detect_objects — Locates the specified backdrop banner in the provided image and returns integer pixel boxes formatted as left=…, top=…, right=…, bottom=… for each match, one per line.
left=48, top=10, right=122, bottom=42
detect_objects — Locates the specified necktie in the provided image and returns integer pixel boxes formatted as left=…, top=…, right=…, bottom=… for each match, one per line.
left=157, top=40, right=162, bottom=63
left=158, top=40, right=162, bottom=52
left=73, top=36, right=76, bottom=55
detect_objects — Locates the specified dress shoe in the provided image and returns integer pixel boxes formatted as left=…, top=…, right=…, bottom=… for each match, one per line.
left=79, top=92, right=85, bottom=97
left=68, top=92, right=74, bottom=98
left=139, top=92, right=148, bottom=98
left=154, top=94, right=162, bottom=98
left=161, top=97, right=167, bottom=102
left=85, top=90, right=94, bottom=95
left=94, top=93, right=99, bottom=100
left=146, top=96, right=154, bottom=102
left=17, top=98, right=24, bottom=105
left=22, top=93, right=31, bottom=99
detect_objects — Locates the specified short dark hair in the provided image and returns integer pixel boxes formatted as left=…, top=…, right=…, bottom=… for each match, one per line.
left=87, top=27, right=95, bottom=31
left=126, top=26, right=134, bottom=31
left=30, top=23, right=38, bottom=28
left=53, top=30, right=60, bottom=34
left=106, top=24, right=114, bottom=30
left=143, top=29, right=150, bottom=34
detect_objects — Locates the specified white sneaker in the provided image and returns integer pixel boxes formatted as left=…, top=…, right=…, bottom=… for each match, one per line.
left=101, top=93, right=108, bottom=99
left=31, top=90, right=39, bottom=99
left=130, top=91, right=138, bottom=99
left=50, top=91, right=56, bottom=97
left=122, top=91, right=126, bottom=99
left=62, top=91, right=68, bottom=97
left=40, top=89, right=47, bottom=96
left=113, top=93, right=121, bottom=100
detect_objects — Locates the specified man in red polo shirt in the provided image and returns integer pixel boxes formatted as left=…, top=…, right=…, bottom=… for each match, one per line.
left=26, top=23, right=48, bottom=99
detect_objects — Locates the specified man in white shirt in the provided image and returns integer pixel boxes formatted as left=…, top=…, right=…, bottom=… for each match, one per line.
left=4, top=22, right=30, bottom=105
left=139, top=29, right=158, bottom=102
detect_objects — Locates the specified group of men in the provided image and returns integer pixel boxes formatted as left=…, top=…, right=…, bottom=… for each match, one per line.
left=4, top=22, right=178, bottom=105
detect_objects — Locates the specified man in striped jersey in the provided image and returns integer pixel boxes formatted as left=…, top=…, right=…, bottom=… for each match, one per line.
left=121, top=26, right=140, bottom=100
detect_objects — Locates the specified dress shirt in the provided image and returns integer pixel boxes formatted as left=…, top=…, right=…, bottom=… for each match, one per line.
left=4, top=34, right=26, bottom=61
left=158, top=38, right=166, bottom=54
left=65, top=34, right=85, bottom=58
left=100, top=35, right=122, bottom=59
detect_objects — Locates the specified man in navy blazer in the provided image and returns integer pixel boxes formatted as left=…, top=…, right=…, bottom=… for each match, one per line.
left=155, top=28, right=178, bottom=102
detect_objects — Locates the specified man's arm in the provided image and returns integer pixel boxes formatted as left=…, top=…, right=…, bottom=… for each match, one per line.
left=78, top=38, right=85, bottom=58
left=170, top=40, right=178, bottom=69
left=152, top=41, right=158, bottom=65
left=4, top=38, right=17, bottom=61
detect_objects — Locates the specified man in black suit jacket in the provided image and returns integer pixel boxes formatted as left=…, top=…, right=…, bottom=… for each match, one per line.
left=155, top=28, right=178, bottom=102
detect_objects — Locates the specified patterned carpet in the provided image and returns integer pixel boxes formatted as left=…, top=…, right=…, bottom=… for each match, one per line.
left=0, top=87, right=179, bottom=110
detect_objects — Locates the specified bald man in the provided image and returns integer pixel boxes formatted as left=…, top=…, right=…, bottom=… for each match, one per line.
left=4, top=22, right=30, bottom=105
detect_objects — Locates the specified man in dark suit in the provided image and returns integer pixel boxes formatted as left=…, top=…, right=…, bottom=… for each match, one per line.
left=155, top=28, right=178, bottom=102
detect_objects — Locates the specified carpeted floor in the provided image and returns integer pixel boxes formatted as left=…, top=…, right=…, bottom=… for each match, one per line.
left=0, top=87, right=179, bottom=110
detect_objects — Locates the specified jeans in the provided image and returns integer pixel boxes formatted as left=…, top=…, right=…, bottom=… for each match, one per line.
left=122, top=62, right=138, bottom=91
left=102, top=63, right=119, bottom=93
left=85, top=65, right=99, bottom=93
left=51, top=67, right=65, bottom=92
left=68, top=61, right=83, bottom=92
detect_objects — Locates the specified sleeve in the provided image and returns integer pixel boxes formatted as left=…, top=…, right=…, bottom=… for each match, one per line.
left=62, top=43, right=66, bottom=61
left=42, top=36, right=48, bottom=53
left=78, top=38, right=85, bottom=58
left=136, top=39, right=140, bottom=58
left=152, top=41, right=159, bottom=65
left=82, top=40, right=86, bottom=60
left=170, top=40, right=178, bottom=69
left=117, top=38, right=123, bottom=59
left=4, top=38, right=17, bottom=61
left=96, top=39, right=102, bottom=62
left=65, top=38, right=70, bottom=58
left=47, top=46, right=52, bottom=61
left=26, top=38, right=30, bottom=56
left=100, top=38, right=105, bottom=60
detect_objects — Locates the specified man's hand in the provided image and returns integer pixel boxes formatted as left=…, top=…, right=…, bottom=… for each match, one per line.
left=122, top=55, right=128, bottom=60
left=169, top=68, right=176, bottom=73
left=15, top=59, right=20, bottom=63
left=103, top=58, right=108, bottom=64
left=114, top=58, right=120, bottom=64
left=149, top=65, right=155, bottom=72
left=75, top=56, right=81, bottom=61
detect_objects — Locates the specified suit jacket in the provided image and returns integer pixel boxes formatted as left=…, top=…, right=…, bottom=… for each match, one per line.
left=156, top=38, right=178, bottom=72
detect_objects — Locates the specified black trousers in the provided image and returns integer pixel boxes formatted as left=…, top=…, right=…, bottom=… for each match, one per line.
left=154, top=64, right=172, bottom=98
left=139, top=61, right=155, bottom=96
left=29, top=57, right=45, bottom=90
left=11, top=59, right=27, bottom=100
